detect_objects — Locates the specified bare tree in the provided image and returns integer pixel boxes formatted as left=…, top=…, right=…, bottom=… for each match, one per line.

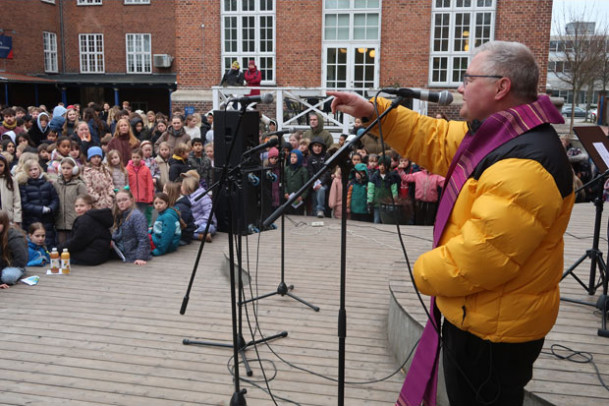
left=552, top=7, right=606, bottom=132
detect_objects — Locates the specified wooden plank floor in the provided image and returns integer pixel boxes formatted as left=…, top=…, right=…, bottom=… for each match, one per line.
left=1, top=203, right=608, bottom=405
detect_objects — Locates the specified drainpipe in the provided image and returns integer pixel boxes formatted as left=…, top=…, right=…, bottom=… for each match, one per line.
left=59, top=0, right=66, bottom=74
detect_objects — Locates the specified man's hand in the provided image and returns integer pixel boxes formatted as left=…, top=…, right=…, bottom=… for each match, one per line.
left=327, top=91, right=375, bottom=119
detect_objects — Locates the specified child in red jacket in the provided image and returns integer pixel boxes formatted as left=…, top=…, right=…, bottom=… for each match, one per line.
left=126, top=148, right=154, bottom=225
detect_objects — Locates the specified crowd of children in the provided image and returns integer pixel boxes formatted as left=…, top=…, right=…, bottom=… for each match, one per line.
left=0, top=103, right=219, bottom=289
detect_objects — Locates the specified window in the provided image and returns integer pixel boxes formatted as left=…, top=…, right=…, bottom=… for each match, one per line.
left=221, top=0, right=276, bottom=84
left=323, top=0, right=380, bottom=90
left=430, top=0, right=495, bottom=86
left=125, top=0, right=150, bottom=4
left=126, top=33, right=151, bottom=73
left=43, top=32, right=58, bottom=73
left=41, top=0, right=56, bottom=4
left=77, top=0, right=102, bottom=4
left=79, top=33, right=104, bottom=73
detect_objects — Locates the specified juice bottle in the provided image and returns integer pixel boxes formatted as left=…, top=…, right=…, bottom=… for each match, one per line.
left=50, top=248, right=60, bottom=273
left=61, top=248, right=71, bottom=274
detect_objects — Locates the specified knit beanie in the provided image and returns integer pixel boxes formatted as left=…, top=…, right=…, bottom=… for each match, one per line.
left=87, top=146, right=103, bottom=161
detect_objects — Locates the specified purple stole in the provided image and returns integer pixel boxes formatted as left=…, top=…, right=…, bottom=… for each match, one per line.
left=396, top=95, right=563, bottom=406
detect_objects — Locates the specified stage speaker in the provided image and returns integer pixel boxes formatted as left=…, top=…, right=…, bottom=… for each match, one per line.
left=213, top=110, right=260, bottom=168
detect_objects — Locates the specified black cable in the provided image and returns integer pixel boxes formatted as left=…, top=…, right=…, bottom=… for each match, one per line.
left=542, top=344, right=609, bottom=393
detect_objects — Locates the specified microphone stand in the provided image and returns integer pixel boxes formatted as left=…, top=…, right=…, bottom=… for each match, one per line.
left=262, top=96, right=404, bottom=405
left=242, top=145, right=320, bottom=311
left=180, top=107, right=287, bottom=406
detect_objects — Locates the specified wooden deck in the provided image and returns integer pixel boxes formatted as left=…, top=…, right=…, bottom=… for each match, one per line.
left=0, top=203, right=608, bottom=405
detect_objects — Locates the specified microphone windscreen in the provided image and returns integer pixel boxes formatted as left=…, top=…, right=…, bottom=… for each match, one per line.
left=438, top=91, right=453, bottom=106
left=261, top=93, right=274, bottom=104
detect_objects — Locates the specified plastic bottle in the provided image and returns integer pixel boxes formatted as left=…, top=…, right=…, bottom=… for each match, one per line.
left=50, top=248, right=60, bottom=273
left=61, top=248, right=70, bottom=274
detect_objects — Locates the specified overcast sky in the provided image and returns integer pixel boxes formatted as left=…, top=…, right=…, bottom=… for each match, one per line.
left=552, top=0, right=609, bottom=33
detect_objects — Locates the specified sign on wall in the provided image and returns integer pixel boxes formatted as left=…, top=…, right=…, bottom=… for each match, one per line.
left=0, top=35, right=13, bottom=59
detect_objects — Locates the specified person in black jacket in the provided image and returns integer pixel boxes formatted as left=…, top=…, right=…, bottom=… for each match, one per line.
left=0, top=211, right=28, bottom=287
left=307, top=136, right=331, bottom=218
left=168, top=143, right=191, bottom=182
left=164, top=180, right=195, bottom=245
left=19, top=160, right=60, bottom=247
left=59, top=194, right=113, bottom=265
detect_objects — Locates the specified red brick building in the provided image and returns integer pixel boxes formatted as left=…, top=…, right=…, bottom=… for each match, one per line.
left=0, top=0, right=553, bottom=116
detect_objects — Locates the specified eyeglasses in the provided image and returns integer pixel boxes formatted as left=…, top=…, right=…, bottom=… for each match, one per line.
left=462, top=74, right=503, bottom=88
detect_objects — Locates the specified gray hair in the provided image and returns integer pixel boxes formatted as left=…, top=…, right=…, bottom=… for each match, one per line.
left=474, top=41, right=539, bottom=101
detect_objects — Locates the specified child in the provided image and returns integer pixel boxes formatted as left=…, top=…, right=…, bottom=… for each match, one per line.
left=112, top=189, right=150, bottom=265
left=168, top=142, right=191, bottom=182
left=367, top=153, right=379, bottom=174
left=100, top=133, right=113, bottom=161
left=19, top=159, right=60, bottom=247
left=0, top=211, right=28, bottom=288
left=205, top=143, right=214, bottom=168
left=0, top=154, right=21, bottom=225
left=401, top=167, right=445, bottom=226
left=265, top=147, right=281, bottom=209
left=69, top=140, right=85, bottom=168
left=328, top=166, right=343, bottom=219
left=126, top=148, right=154, bottom=225
left=351, top=152, right=363, bottom=167
left=27, top=222, right=50, bottom=267
left=183, top=176, right=216, bottom=242
left=307, top=137, right=330, bottom=218
left=347, top=163, right=370, bottom=222
left=165, top=181, right=195, bottom=245
left=47, top=136, right=72, bottom=181
left=38, top=143, right=50, bottom=172
left=284, top=149, right=308, bottom=215
left=53, top=157, right=88, bottom=244
left=187, top=137, right=212, bottom=189
left=59, top=194, right=113, bottom=265
left=140, top=140, right=160, bottom=189
left=82, top=146, right=115, bottom=209
left=107, top=117, right=141, bottom=166
left=106, top=149, right=129, bottom=192
left=367, top=156, right=400, bottom=224
left=154, top=141, right=171, bottom=191
left=150, top=192, right=181, bottom=256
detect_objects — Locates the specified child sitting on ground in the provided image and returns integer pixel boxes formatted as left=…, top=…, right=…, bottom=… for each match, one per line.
left=27, top=222, right=50, bottom=267
left=150, top=192, right=181, bottom=256
left=0, top=211, right=28, bottom=288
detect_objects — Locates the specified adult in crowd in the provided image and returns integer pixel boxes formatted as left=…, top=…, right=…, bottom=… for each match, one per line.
left=329, top=41, right=575, bottom=406
left=220, top=61, right=245, bottom=87
left=302, top=112, right=334, bottom=149
left=244, top=60, right=262, bottom=96
left=154, top=115, right=190, bottom=155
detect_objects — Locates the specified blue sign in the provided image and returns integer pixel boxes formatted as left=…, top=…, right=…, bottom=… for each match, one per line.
left=184, top=106, right=195, bottom=117
left=0, top=35, right=13, bottom=59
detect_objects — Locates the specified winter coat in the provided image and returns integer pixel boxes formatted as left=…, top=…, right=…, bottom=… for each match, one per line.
left=27, top=112, right=50, bottom=145
left=151, top=208, right=181, bottom=256
left=154, top=155, right=170, bottom=192
left=401, top=170, right=445, bottom=203
left=371, top=97, right=575, bottom=343
left=126, top=161, right=154, bottom=204
left=109, top=166, right=129, bottom=191
left=174, top=195, right=195, bottom=243
left=347, top=163, right=369, bottom=215
left=154, top=127, right=190, bottom=155
left=59, top=208, right=113, bottom=266
left=19, top=174, right=60, bottom=247
left=367, top=170, right=400, bottom=206
left=82, top=165, right=115, bottom=209
left=0, top=228, right=27, bottom=271
left=189, top=187, right=217, bottom=230
left=0, top=175, right=22, bottom=223
left=328, top=174, right=343, bottom=219
left=221, top=68, right=245, bottom=86
left=302, top=113, right=334, bottom=149
left=131, top=117, right=150, bottom=141
left=53, top=175, right=88, bottom=230
left=108, top=134, right=140, bottom=168
left=168, top=155, right=190, bottom=182
left=112, top=208, right=151, bottom=263
left=27, top=239, right=50, bottom=267
left=187, top=152, right=213, bottom=189
left=306, top=137, right=331, bottom=186
left=244, top=65, right=262, bottom=96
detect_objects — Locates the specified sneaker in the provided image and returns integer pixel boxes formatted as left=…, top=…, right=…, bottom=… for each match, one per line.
left=317, top=210, right=324, bottom=218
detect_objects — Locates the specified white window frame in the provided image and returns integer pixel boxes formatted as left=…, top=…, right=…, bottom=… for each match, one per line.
left=322, top=0, right=381, bottom=90
left=77, top=0, right=102, bottom=5
left=41, top=0, right=56, bottom=4
left=429, top=0, right=496, bottom=87
left=79, top=33, right=105, bottom=73
left=43, top=32, right=58, bottom=73
left=221, top=0, right=276, bottom=85
left=126, top=33, right=152, bottom=74
left=124, top=0, right=150, bottom=4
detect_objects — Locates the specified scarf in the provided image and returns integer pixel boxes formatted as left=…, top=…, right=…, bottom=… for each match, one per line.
left=396, top=94, right=563, bottom=406
left=2, top=120, right=16, bottom=130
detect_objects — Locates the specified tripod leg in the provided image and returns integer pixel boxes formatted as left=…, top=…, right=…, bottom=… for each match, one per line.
left=286, top=291, right=321, bottom=311
left=239, top=348, right=253, bottom=377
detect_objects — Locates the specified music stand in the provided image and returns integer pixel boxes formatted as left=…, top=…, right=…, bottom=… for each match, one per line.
left=561, top=126, right=609, bottom=337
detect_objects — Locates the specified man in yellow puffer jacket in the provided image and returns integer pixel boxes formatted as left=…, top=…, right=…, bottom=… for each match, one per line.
left=330, top=41, right=575, bottom=406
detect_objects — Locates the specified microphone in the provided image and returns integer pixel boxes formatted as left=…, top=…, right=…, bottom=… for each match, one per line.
left=381, top=88, right=453, bottom=106
left=265, top=128, right=295, bottom=137
left=229, top=92, right=274, bottom=105
left=242, top=137, right=279, bottom=158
